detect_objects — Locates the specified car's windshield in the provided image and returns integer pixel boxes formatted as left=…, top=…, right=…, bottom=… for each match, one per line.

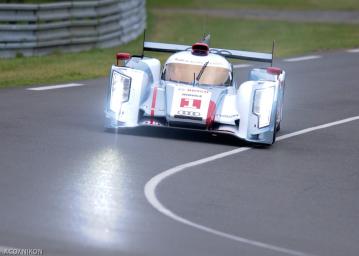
left=165, top=63, right=230, bottom=86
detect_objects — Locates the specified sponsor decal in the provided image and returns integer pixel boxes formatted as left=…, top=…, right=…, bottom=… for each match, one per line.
left=186, top=88, right=209, bottom=94
left=182, top=93, right=203, bottom=98
left=215, top=114, right=239, bottom=118
left=172, top=57, right=227, bottom=67
left=177, top=110, right=201, bottom=117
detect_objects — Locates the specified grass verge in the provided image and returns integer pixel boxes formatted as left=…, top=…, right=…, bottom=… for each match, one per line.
left=150, top=12, right=359, bottom=56
left=3, top=0, right=359, bottom=10
left=147, top=0, right=359, bottom=11
left=0, top=42, right=141, bottom=88
left=1, top=11, right=358, bottom=88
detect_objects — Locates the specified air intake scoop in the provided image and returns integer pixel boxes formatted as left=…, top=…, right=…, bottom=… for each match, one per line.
left=192, top=43, right=209, bottom=56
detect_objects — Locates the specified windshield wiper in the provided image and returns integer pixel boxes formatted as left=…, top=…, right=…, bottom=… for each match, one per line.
left=195, top=61, right=209, bottom=84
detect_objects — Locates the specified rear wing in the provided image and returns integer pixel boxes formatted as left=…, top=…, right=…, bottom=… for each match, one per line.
left=143, top=41, right=273, bottom=64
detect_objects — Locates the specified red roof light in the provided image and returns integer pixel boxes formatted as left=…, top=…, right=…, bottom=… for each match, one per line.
left=116, top=52, right=131, bottom=66
left=116, top=52, right=131, bottom=61
left=267, top=67, right=282, bottom=75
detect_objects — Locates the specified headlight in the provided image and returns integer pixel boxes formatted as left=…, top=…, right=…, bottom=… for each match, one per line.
left=253, top=87, right=275, bottom=128
left=109, top=71, right=131, bottom=114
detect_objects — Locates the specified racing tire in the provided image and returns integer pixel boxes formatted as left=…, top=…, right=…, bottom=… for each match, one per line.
left=271, top=128, right=277, bottom=144
left=276, top=122, right=281, bottom=132
left=271, top=112, right=279, bottom=144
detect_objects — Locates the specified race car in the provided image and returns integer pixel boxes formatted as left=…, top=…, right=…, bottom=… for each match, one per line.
left=105, top=35, right=286, bottom=145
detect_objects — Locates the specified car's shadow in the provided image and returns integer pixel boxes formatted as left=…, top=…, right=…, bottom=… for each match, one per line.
left=104, top=126, right=268, bottom=148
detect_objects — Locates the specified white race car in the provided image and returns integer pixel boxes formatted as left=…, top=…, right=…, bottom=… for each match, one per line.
left=105, top=36, right=286, bottom=145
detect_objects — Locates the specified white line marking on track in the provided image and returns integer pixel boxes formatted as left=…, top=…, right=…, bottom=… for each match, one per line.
left=27, top=83, right=84, bottom=91
left=277, top=116, right=359, bottom=141
left=145, top=115, right=359, bottom=256
left=347, top=48, right=359, bottom=53
left=233, top=64, right=252, bottom=68
left=284, top=55, right=321, bottom=62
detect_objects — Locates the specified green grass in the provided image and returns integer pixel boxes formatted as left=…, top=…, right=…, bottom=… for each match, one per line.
left=0, top=43, right=140, bottom=88
left=2, top=0, right=359, bottom=11
left=0, top=0, right=56, bottom=3
left=1, top=11, right=359, bottom=88
left=150, top=12, right=359, bottom=56
left=147, top=0, right=359, bottom=11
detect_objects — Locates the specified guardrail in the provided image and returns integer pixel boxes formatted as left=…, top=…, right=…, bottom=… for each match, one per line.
left=0, top=0, right=146, bottom=58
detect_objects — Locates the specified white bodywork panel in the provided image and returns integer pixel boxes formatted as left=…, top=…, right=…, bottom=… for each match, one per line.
left=215, top=94, right=239, bottom=125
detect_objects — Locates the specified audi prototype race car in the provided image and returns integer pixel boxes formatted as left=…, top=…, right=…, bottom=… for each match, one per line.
left=105, top=35, right=286, bottom=145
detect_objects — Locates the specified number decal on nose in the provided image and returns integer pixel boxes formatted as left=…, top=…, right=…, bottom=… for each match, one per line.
left=180, top=98, right=202, bottom=109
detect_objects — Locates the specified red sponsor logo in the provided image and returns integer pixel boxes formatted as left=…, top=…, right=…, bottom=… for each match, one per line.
left=180, top=98, right=202, bottom=109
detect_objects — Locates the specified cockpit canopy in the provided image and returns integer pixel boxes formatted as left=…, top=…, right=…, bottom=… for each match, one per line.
left=164, top=51, right=232, bottom=86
